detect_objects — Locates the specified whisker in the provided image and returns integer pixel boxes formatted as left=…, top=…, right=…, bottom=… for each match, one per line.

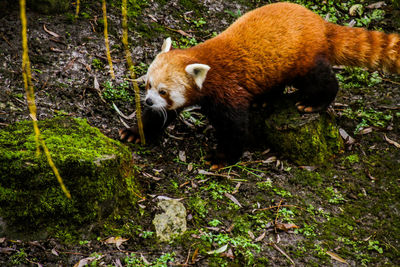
left=161, top=107, right=168, bottom=127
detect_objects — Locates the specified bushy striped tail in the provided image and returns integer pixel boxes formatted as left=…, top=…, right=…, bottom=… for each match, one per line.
left=326, top=23, right=400, bottom=74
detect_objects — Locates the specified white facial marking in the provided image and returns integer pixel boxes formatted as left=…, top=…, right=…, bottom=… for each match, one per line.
left=145, top=88, right=167, bottom=109
left=169, top=88, right=187, bottom=109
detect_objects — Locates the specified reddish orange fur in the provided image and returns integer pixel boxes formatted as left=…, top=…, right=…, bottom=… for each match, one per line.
left=121, top=2, right=400, bottom=164
left=161, top=2, right=400, bottom=108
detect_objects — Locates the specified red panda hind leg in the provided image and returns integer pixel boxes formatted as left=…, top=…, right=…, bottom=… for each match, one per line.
left=293, top=58, right=339, bottom=113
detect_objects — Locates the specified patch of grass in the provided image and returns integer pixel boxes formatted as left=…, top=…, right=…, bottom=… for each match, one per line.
left=102, top=80, right=133, bottom=102
left=336, top=67, right=382, bottom=90
left=342, top=107, right=393, bottom=134
left=10, top=249, right=28, bottom=265
left=91, top=58, right=104, bottom=70
left=172, top=36, right=198, bottom=49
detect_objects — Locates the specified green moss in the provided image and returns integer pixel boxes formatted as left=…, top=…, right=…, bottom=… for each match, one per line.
left=0, top=117, right=141, bottom=241
left=291, top=169, right=323, bottom=187
left=250, top=97, right=343, bottom=166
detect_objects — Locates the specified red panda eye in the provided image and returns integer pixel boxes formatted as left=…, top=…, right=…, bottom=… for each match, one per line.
left=159, top=90, right=167, bottom=96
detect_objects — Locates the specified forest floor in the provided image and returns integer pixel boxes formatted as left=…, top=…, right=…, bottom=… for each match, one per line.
left=1, top=0, right=400, bottom=266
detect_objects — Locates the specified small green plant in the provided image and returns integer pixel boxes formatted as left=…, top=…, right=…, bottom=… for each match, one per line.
left=125, top=253, right=145, bottom=266
left=92, top=58, right=104, bottom=70
left=172, top=37, right=198, bottom=49
left=203, top=181, right=233, bottom=200
left=368, top=240, right=383, bottom=254
left=278, top=208, right=296, bottom=222
left=134, top=62, right=149, bottom=76
left=192, top=18, right=206, bottom=28
left=79, top=240, right=90, bottom=245
left=180, top=110, right=206, bottom=126
left=273, top=188, right=292, bottom=198
left=153, top=252, right=175, bottom=267
left=225, top=9, right=242, bottom=18
left=124, top=252, right=175, bottom=267
left=256, top=178, right=272, bottom=190
left=325, top=186, right=345, bottom=204
left=345, top=154, right=359, bottom=164
left=89, top=252, right=103, bottom=266
left=102, top=80, right=133, bottom=102
left=295, top=223, right=317, bottom=237
left=141, top=231, right=154, bottom=239
left=10, top=249, right=28, bottom=265
left=189, top=196, right=208, bottom=218
left=209, top=219, right=222, bottom=227
left=342, top=107, right=393, bottom=134
left=336, top=67, right=382, bottom=90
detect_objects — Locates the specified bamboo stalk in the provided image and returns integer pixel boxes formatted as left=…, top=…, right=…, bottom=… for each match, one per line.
left=121, top=0, right=145, bottom=144
left=20, top=0, right=71, bottom=199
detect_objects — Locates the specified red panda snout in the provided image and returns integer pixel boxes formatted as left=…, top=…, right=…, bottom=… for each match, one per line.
left=145, top=88, right=167, bottom=109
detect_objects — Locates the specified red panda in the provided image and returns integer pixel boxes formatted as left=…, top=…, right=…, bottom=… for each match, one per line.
left=120, top=2, right=400, bottom=166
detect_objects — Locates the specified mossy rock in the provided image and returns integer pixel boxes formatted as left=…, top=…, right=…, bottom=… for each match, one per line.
left=250, top=96, right=343, bottom=166
left=0, top=117, right=140, bottom=241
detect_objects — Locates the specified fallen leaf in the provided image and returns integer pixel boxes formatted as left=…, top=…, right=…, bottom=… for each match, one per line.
left=224, top=192, right=242, bottom=208
left=207, top=244, right=228, bottom=254
left=51, top=248, right=59, bottom=256
left=148, top=14, right=158, bottom=22
left=263, top=156, right=277, bottom=164
left=384, top=134, right=400, bottom=148
left=114, top=258, right=123, bottom=267
left=326, top=251, right=348, bottom=264
left=177, top=29, right=191, bottom=37
left=275, top=222, right=299, bottom=232
left=0, top=247, right=15, bottom=254
left=104, top=236, right=129, bottom=250
left=255, top=232, right=266, bottom=242
left=226, top=223, right=235, bottom=233
left=179, top=150, right=186, bottom=162
left=359, top=127, right=373, bottom=135
left=0, top=237, right=5, bottom=243
left=187, top=163, right=193, bottom=171
left=74, top=257, right=97, bottom=267
left=221, top=248, right=235, bottom=260
left=140, top=253, right=151, bottom=265
left=339, top=128, right=356, bottom=145
left=232, top=182, right=242, bottom=194
left=367, top=1, right=386, bottom=9
left=43, top=24, right=60, bottom=38
left=248, top=230, right=255, bottom=239
left=366, top=171, right=377, bottom=181
left=206, top=226, right=220, bottom=232
left=50, top=47, right=63, bottom=53
left=93, top=76, right=100, bottom=91
left=299, top=166, right=317, bottom=171
left=191, top=247, right=199, bottom=263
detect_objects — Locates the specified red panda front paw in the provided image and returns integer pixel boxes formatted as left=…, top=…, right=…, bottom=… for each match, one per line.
left=119, top=127, right=142, bottom=144
left=205, top=151, right=229, bottom=170
left=295, top=102, right=327, bottom=113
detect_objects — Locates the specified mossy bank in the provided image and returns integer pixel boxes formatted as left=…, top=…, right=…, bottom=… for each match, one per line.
left=0, top=117, right=141, bottom=242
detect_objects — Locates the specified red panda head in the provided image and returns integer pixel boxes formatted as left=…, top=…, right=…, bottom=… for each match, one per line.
left=141, top=38, right=210, bottom=111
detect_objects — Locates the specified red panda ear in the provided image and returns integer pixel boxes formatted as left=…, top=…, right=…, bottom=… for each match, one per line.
left=185, top=63, right=211, bottom=90
left=161, top=38, right=172, bottom=53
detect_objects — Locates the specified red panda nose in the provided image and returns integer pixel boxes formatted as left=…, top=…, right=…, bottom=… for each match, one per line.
left=145, top=98, right=153, bottom=106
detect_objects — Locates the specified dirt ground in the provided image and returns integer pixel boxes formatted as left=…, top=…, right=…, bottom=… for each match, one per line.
left=1, top=0, right=400, bottom=266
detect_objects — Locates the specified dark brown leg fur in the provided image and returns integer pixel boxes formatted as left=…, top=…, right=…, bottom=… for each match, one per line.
left=293, top=57, right=339, bottom=113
